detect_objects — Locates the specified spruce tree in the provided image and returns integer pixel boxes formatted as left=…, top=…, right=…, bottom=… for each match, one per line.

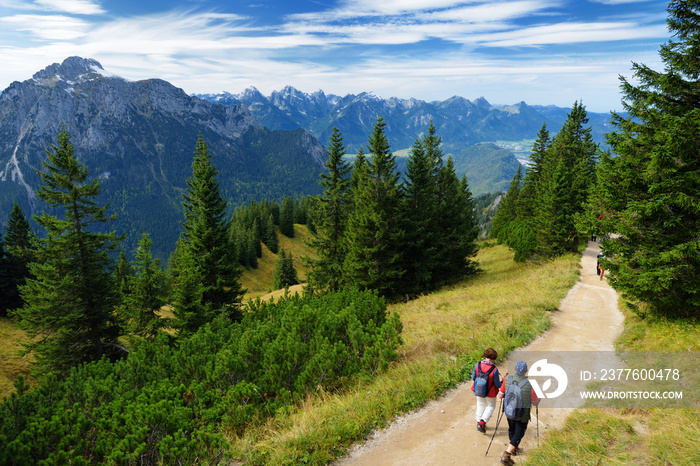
left=264, top=213, right=279, bottom=254
left=433, top=157, right=480, bottom=283
left=280, top=197, right=295, bottom=238
left=122, top=233, right=166, bottom=339
left=273, top=248, right=300, bottom=289
left=400, top=123, right=441, bottom=295
left=516, top=124, right=550, bottom=227
left=506, top=127, right=550, bottom=261
left=594, top=0, right=700, bottom=317
left=15, top=128, right=123, bottom=374
left=490, top=165, right=522, bottom=243
left=2, top=202, right=34, bottom=313
left=306, top=127, right=351, bottom=291
left=0, top=233, right=7, bottom=316
left=172, top=135, right=244, bottom=334
left=536, top=102, right=598, bottom=255
left=114, top=250, right=133, bottom=300
left=344, top=118, right=404, bottom=297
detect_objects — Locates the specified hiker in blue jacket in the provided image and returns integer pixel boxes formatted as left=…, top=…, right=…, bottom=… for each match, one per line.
left=497, top=360, right=540, bottom=465
left=470, top=348, right=502, bottom=433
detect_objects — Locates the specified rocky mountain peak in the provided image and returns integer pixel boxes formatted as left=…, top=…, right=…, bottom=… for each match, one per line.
left=32, top=56, right=115, bottom=87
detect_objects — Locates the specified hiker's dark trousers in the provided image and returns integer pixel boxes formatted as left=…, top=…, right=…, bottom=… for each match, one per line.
left=506, top=418, right=528, bottom=448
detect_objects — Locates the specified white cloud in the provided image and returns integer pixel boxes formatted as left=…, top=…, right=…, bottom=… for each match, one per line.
left=419, top=1, right=555, bottom=22
left=34, top=0, right=105, bottom=15
left=589, top=0, right=654, bottom=4
left=472, top=21, right=670, bottom=47
left=0, top=14, right=88, bottom=40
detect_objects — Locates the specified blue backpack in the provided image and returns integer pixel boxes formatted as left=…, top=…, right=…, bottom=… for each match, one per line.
left=504, top=375, right=529, bottom=420
left=474, top=362, right=496, bottom=397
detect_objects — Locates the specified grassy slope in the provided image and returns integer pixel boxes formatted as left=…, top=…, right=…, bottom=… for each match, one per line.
left=0, top=317, right=32, bottom=399
left=525, top=304, right=700, bottom=466
left=227, top=244, right=581, bottom=465
left=240, top=224, right=316, bottom=300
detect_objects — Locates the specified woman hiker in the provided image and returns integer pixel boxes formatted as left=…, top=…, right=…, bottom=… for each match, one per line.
left=470, top=348, right=502, bottom=433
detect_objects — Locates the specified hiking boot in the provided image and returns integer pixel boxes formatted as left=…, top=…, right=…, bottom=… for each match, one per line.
left=476, top=420, right=485, bottom=433
left=511, top=447, right=523, bottom=456
left=500, top=451, right=515, bottom=465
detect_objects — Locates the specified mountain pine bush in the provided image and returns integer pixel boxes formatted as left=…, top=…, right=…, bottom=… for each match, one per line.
left=0, top=288, right=402, bottom=464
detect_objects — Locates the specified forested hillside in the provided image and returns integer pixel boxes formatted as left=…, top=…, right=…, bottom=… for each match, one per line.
left=0, top=57, right=326, bottom=261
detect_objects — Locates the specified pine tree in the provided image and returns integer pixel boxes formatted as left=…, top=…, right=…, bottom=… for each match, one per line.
left=536, top=102, right=598, bottom=255
left=122, top=234, right=166, bottom=339
left=306, top=127, right=351, bottom=291
left=517, top=124, right=550, bottom=225
left=400, top=123, right=441, bottom=295
left=594, top=1, right=700, bottom=317
left=0, top=233, right=8, bottom=316
left=2, top=202, right=34, bottom=314
left=490, top=165, right=522, bottom=243
left=172, top=135, right=244, bottom=334
left=264, top=213, right=279, bottom=254
left=273, top=248, right=299, bottom=289
left=433, top=157, right=480, bottom=283
left=280, top=197, right=295, bottom=238
left=15, top=128, right=123, bottom=374
left=344, top=118, right=404, bottom=297
left=114, top=250, right=133, bottom=300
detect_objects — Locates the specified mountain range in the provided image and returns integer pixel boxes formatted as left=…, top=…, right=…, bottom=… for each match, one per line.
left=0, top=56, right=615, bottom=260
left=0, top=57, right=326, bottom=259
left=196, top=85, right=615, bottom=157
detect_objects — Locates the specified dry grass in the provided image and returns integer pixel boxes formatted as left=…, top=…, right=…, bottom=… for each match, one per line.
left=240, top=224, right=317, bottom=299
left=0, top=317, right=33, bottom=400
left=228, top=244, right=582, bottom=464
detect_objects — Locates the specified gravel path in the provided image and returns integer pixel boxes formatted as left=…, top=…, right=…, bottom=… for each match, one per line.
left=333, top=242, right=623, bottom=466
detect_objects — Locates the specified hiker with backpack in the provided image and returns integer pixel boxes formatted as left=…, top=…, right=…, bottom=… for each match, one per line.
left=497, top=360, right=540, bottom=466
left=597, top=252, right=605, bottom=281
left=470, top=348, right=502, bottom=433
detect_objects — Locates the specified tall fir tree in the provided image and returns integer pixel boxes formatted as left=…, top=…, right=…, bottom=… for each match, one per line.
left=264, top=213, right=279, bottom=254
left=433, top=157, right=480, bottom=283
left=490, top=165, right=522, bottom=243
left=306, top=127, right=351, bottom=291
left=400, top=123, right=441, bottom=295
left=344, top=118, right=404, bottom=297
left=273, top=248, right=300, bottom=289
left=279, top=197, right=295, bottom=238
left=516, top=124, right=550, bottom=226
left=594, top=1, right=700, bottom=317
left=172, top=135, right=244, bottom=334
left=0, top=233, right=7, bottom=316
left=122, top=233, right=166, bottom=339
left=15, top=128, right=123, bottom=374
left=536, top=102, right=598, bottom=255
left=114, top=250, right=133, bottom=300
left=2, top=202, right=34, bottom=314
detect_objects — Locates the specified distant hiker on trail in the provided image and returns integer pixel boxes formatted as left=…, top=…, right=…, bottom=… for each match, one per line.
left=470, top=348, right=502, bottom=433
left=497, top=360, right=540, bottom=466
left=597, top=252, right=605, bottom=281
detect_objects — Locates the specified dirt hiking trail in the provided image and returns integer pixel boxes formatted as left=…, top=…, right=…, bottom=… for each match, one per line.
left=333, top=242, right=623, bottom=465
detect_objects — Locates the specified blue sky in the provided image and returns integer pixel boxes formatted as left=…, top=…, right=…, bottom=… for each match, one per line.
left=0, top=0, right=670, bottom=112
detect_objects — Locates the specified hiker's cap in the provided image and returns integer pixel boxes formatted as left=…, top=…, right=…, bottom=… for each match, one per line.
left=515, top=360, right=528, bottom=375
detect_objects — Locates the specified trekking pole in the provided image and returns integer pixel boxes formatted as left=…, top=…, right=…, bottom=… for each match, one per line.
left=485, top=397, right=504, bottom=457
left=536, top=406, right=539, bottom=447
